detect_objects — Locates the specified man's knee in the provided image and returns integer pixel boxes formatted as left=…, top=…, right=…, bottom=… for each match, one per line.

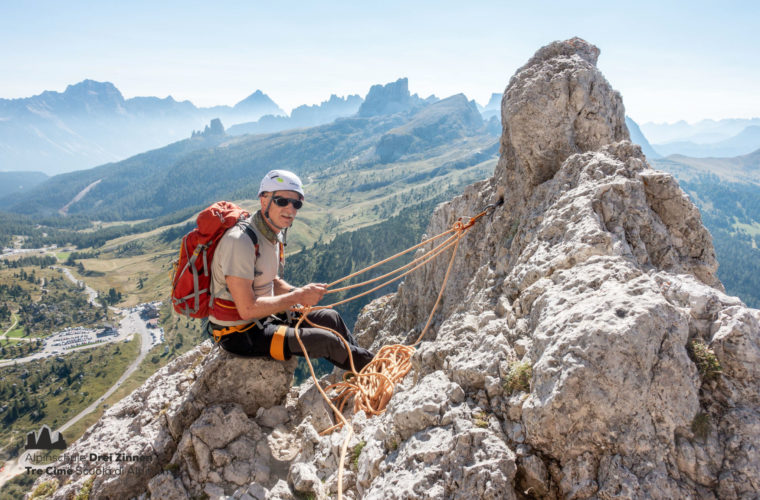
left=308, top=308, right=346, bottom=330
left=287, top=328, right=345, bottom=358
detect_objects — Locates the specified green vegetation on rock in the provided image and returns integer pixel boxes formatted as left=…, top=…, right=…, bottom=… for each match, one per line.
left=503, top=361, right=532, bottom=395
left=688, top=340, right=722, bottom=381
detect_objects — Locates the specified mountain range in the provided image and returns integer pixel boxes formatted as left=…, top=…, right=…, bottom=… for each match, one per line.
left=641, top=117, right=760, bottom=144
left=652, top=125, right=760, bottom=157
left=6, top=77, right=759, bottom=181
left=227, top=93, right=363, bottom=136
left=0, top=80, right=285, bottom=175
left=0, top=79, right=505, bottom=179
left=641, top=117, right=760, bottom=158
left=0, top=79, right=498, bottom=222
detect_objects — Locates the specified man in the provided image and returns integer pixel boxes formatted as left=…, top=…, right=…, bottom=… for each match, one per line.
left=207, top=169, right=375, bottom=371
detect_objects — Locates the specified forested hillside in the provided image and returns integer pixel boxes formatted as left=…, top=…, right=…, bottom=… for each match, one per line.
left=679, top=175, right=760, bottom=307
left=653, top=154, right=760, bottom=308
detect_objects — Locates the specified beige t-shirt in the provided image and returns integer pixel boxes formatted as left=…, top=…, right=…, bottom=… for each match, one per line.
left=208, top=216, right=282, bottom=326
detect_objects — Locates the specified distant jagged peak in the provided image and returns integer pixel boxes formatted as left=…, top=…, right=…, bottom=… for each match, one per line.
left=410, top=93, right=481, bottom=123
left=358, top=77, right=417, bottom=117
left=191, top=118, right=225, bottom=138
left=291, top=93, right=363, bottom=113
left=499, top=37, right=629, bottom=190
left=326, top=93, right=363, bottom=104
left=62, top=79, right=122, bottom=97
left=26, top=79, right=126, bottom=112
left=484, top=92, right=501, bottom=111
left=127, top=94, right=179, bottom=104
left=233, top=90, right=284, bottom=115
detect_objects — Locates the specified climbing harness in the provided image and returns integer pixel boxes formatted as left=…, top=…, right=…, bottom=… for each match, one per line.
left=290, top=199, right=502, bottom=498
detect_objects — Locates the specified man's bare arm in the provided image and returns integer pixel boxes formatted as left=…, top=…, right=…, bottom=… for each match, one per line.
left=226, top=276, right=327, bottom=320
left=273, top=277, right=295, bottom=295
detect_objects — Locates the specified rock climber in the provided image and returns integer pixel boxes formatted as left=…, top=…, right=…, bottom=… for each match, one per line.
left=206, top=169, right=375, bottom=371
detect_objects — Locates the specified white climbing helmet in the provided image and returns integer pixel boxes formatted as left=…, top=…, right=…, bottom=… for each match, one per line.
left=258, top=170, right=305, bottom=199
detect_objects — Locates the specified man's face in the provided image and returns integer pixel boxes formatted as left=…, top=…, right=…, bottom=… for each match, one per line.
left=260, top=190, right=302, bottom=230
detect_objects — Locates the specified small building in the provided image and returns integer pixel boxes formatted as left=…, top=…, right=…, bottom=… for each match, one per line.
left=140, top=304, right=160, bottom=320
left=96, top=325, right=118, bottom=338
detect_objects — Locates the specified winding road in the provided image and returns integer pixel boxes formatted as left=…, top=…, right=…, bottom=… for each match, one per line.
left=0, top=315, right=20, bottom=341
left=0, top=264, right=162, bottom=488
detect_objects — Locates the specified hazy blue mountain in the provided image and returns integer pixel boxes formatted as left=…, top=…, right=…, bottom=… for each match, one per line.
left=123, top=95, right=199, bottom=117
left=201, top=90, right=284, bottom=123
left=227, top=94, right=363, bottom=136
left=358, top=78, right=426, bottom=117
left=625, top=117, right=661, bottom=159
left=641, top=118, right=760, bottom=144
left=1, top=92, right=493, bottom=220
left=480, top=92, right=501, bottom=120
left=652, top=148, right=760, bottom=184
left=0, top=80, right=283, bottom=175
left=0, top=171, right=49, bottom=199
left=191, top=118, right=226, bottom=138
left=232, top=90, right=283, bottom=115
left=654, top=126, right=760, bottom=158
left=230, top=78, right=441, bottom=137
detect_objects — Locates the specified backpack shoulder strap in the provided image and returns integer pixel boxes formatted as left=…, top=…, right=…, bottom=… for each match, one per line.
left=240, top=223, right=257, bottom=246
left=237, top=221, right=259, bottom=258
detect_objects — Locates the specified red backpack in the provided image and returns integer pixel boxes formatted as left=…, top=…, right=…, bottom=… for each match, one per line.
left=170, top=201, right=251, bottom=318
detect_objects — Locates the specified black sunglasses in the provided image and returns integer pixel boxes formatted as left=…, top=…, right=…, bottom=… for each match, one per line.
left=272, top=196, right=303, bottom=210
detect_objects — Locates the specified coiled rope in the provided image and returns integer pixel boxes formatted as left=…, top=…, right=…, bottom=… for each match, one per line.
left=291, top=201, right=500, bottom=498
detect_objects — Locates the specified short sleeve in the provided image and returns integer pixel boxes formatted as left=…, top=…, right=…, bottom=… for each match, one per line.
left=217, top=230, right=257, bottom=280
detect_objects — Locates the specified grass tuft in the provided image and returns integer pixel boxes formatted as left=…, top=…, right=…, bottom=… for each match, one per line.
left=688, top=341, right=722, bottom=381
left=387, top=438, right=398, bottom=451
left=351, top=440, right=367, bottom=469
left=29, top=479, right=58, bottom=499
left=503, top=360, right=532, bottom=395
left=73, top=476, right=94, bottom=500
left=473, top=410, right=490, bottom=428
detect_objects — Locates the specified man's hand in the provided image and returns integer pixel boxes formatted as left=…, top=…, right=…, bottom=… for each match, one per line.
left=295, top=283, right=327, bottom=306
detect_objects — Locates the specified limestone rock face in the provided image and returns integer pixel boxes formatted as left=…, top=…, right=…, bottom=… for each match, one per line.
left=35, top=342, right=296, bottom=500
left=29, top=37, right=760, bottom=500
left=499, top=36, right=628, bottom=190
left=352, top=38, right=759, bottom=499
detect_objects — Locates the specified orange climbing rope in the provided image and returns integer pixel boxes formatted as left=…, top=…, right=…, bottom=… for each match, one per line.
left=291, top=201, right=501, bottom=498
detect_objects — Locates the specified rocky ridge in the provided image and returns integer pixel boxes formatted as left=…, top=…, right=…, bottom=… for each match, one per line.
left=30, top=38, right=760, bottom=499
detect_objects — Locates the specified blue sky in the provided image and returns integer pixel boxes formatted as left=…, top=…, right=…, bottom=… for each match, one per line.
left=1, top=0, right=758, bottom=123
